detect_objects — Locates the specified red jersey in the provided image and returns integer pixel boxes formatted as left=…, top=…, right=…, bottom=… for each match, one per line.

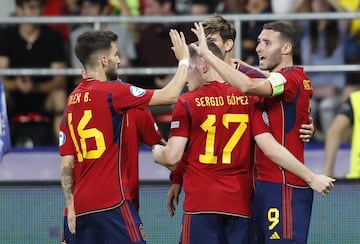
left=255, top=67, right=313, bottom=186
left=169, top=62, right=266, bottom=186
left=169, top=81, right=270, bottom=217
left=59, top=78, right=154, bottom=215
left=121, top=109, right=163, bottom=211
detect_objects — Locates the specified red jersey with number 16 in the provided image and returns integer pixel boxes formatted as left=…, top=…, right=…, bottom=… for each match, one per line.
left=59, top=78, right=154, bottom=216
left=169, top=81, right=270, bottom=217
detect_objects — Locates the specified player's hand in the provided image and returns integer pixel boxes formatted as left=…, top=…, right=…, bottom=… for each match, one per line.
left=169, top=29, right=189, bottom=62
left=152, top=144, right=164, bottom=165
left=67, top=205, right=76, bottom=234
left=299, top=117, right=314, bottom=143
left=190, top=22, right=209, bottom=57
left=308, top=174, right=336, bottom=196
left=167, top=184, right=181, bottom=217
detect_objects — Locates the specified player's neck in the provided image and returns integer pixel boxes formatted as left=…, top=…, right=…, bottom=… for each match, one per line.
left=272, top=58, right=294, bottom=72
left=85, top=70, right=107, bottom=82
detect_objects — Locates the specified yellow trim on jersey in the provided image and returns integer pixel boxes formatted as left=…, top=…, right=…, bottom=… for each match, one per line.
left=76, top=200, right=124, bottom=217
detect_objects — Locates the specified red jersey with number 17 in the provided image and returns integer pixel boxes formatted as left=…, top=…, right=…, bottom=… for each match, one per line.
left=255, top=67, right=313, bottom=187
left=59, top=78, right=154, bottom=216
left=169, top=81, right=270, bottom=217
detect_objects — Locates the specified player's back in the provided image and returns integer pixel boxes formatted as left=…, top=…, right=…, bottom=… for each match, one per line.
left=121, top=109, right=163, bottom=211
left=61, top=79, right=152, bottom=215
left=171, top=81, right=256, bottom=216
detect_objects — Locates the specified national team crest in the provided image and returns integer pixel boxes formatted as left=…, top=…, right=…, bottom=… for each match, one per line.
left=130, top=86, right=146, bottom=97
left=262, top=111, right=270, bottom=126
left=59, top=131, right=66, bottom=146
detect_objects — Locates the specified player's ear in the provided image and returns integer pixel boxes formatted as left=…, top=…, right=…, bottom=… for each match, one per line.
left=282, top=43, right=292, bottom=55
left=101, top=56, right=108, bottom=67
left=224, top=39, right=234, bottom=53
left=202, top=59, right=209, bottom=73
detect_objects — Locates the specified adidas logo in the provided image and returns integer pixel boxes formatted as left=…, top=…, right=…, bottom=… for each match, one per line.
left=270, top=231, right=281, bottom=240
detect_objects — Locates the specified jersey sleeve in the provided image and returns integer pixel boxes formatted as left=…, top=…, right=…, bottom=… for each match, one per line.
left=169, top=98, right=190, bottom=138
left=135, top=109, right=164, bottom=146
left=170, top=157, right=186, bottom=185
left=238, top=63, right=266, bottom=78
left=58, top=109, right=76, bottom=156
left=111, top=83, right=154, bottom=113
left=251, top=101, right=272, bottom=137
left=279, top=68, right=310, bottom=102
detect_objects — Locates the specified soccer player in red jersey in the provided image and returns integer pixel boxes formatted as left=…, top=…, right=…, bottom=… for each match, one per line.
left=62, top=108, right=165, bottom=243
left=152, top=41, right=334, bottom=244
left=59, top=29, right=188, bottom=243
left=191, top=21, right=335, bottom=243
left=166, top=15, right=315, bottom=218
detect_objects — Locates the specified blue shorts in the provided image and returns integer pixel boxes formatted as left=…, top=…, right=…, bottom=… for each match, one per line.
left=180, top=213, right=253, bottom=244
left=76, top=201, right=146, bottom=244
left=253, top=180, right=314, bottom=243
left=62, top=216, right=76, bottom=244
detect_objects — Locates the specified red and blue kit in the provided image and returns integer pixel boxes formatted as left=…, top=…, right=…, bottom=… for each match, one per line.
left=255, top=67, right=313, bottom=187
left=253, top=67, right=314, bottom=243
left=169, top=81, right=270, bottom=217
left=59, top=78, right=154, bottom=215
left=121, top=108, right=163, bottom=211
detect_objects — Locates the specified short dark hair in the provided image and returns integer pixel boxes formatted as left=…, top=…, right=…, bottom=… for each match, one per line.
left=202, top=15, right=236, bottom=43
left=16, top=0, right=44, bottom=6
left=189, top=40, right=224, bottom=61
left=263, top=22, right=298, bottom=51
left=75, top=30, right=118, bottom=66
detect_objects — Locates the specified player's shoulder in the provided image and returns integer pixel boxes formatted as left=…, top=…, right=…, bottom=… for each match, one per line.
left=279, top=66, right=306, bottom=76
left=280, top=66, right=309, bottom=83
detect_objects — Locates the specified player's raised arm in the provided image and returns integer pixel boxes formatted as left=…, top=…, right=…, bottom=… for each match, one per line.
left=149, top=30, right=189, bottom=106
left=190, top=22, right=274, bottom=96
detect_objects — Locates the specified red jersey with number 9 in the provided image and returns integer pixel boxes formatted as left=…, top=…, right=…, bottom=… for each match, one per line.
left=255, top=67, right=313, bottom=187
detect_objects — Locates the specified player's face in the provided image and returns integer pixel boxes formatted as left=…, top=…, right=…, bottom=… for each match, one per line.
left=105, top=43, right=120, bottom=80
left=186, top=58, right=204, bottom=91
left=206, top=33, right=226, bottom=54
left=256, top=29, right=283, bottom=71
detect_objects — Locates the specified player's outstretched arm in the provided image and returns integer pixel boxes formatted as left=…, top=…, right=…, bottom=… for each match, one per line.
left=149, top=30, right=189, bottom=106
left=60, top=155, right=76, bottom=234
left=190, top=22, right=274, bottom=96
left=255, top=132, right=335, bottom=196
